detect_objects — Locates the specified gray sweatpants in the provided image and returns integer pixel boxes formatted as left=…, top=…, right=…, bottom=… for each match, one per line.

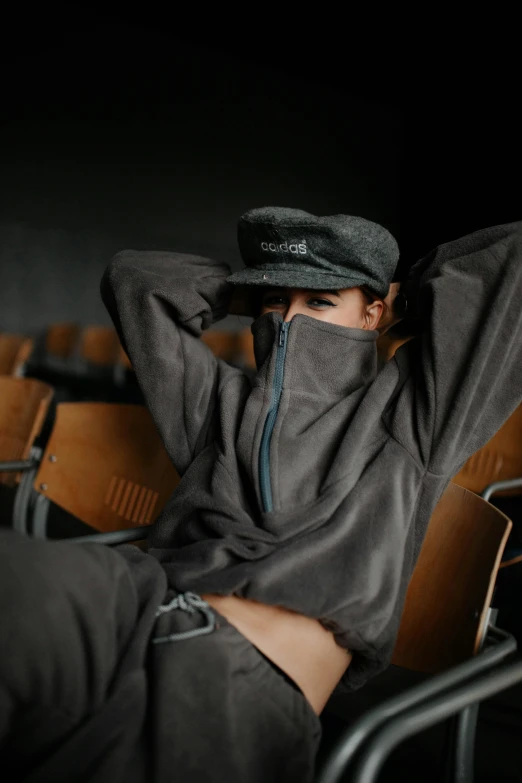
left=0, top=530, right=321, bottom=782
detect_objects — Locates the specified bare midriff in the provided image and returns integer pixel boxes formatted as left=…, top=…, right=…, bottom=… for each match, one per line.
left=201, top=594, right=352, bottom=715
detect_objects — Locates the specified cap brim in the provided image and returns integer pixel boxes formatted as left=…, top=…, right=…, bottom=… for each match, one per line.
left=227, top=267, right=370, bottom=292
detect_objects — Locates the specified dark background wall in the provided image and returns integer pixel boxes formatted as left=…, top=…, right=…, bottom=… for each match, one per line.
left=1, top=15, right=519, bottom=334
left=0, top=21, right=401, bottom=333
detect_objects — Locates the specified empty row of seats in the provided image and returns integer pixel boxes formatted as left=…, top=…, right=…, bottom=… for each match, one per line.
left=0, top=323, right=257, bottom=406
left=0, top=376, right=178, bottom=538
left=0, top=322, right=257, bottom=372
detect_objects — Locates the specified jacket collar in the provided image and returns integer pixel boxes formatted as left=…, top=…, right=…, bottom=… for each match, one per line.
left=251, top=312, right=378, bottom=398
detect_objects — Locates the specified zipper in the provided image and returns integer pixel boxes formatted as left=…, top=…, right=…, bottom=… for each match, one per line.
left=259, top=320, right=290, bottom=512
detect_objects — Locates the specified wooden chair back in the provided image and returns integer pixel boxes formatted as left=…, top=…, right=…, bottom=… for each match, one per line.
left=46, top=323, right=80, bottom=358
left=0, top=333, right=33, bottom=375
left=34, top=403, right=180, bottom=533
left=392, top=483, right=511, bottom=673
left=453, top=404, right=522, bottom=497
left=12, top=338, right=34, bottom=376
left=79, top=326, right=122, bottom=367
left=0, top=377, right=54, bottom=486
left=117, top=344, right=133, bottom=370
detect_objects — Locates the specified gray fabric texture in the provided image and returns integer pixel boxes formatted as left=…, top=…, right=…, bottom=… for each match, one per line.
left=0, top=530, right=166, bottom=783
left=101, top=221, right=522, bottom=691
left=148, top=590, right=321, bottom=782
left=0, top=531, right=319, bottom=783
left=227, top=206, right=399, bottom=298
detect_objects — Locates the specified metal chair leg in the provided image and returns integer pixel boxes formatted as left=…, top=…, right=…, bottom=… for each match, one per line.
left=453, top=704, right=479, bottom=783
left=66, top=528, right=149, bottom=545
left=481, top=478, right=522, bottom=502
left=32, top=493, right=51, bottom=539
left=316, top=629, right=516, bottom=783
left=349, top=661, right=522, bottom=783
left=12, top=446, right=42, bottom=535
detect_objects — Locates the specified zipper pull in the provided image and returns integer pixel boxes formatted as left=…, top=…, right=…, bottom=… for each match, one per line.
left=279, top=322, right=288, bottom=347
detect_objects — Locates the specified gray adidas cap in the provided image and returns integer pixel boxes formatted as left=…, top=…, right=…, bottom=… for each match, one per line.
left=227, top=207, right=399, bottom=299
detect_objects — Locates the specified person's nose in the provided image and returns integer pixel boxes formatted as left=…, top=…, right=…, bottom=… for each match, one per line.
left=283, top=301, right=305, bottom=323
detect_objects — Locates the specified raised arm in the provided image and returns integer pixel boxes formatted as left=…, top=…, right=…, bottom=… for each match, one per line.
left=101, top=250, right=240, bottom=475
left=385, top=222, right=522, bottom=475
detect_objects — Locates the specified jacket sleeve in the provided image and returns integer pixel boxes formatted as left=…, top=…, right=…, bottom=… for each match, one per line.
left=101, top=250, right=239, bottom=476
left=386, top=222, right=522, bottom=476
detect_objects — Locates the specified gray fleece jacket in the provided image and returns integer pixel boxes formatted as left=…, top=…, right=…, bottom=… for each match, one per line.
left=101, top=221, right=522, bottom=690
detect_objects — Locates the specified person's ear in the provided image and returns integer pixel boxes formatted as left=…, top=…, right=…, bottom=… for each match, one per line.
left=363, top=302, right=384, bottom=330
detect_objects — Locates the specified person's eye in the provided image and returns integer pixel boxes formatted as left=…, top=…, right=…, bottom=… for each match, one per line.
left=262, top=295, right=287, bottom=307
left=308, top=298, right=336, bottom=308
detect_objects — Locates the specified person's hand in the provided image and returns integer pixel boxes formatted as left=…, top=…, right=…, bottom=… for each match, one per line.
left=378, top=282, right=404, bottom=335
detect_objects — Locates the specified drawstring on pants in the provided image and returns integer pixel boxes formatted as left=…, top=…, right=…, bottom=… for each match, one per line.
left=152, top=591, right=216, bottom=644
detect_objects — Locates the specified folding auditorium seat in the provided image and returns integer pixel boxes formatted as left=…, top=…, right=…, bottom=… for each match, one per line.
left=0, top=377, right=54, bottom=526
left=45, top=322, right=81, bottom=359
left=5, top=401, right=179, bottom=541
left=0, top=333, right=34, bottom=376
